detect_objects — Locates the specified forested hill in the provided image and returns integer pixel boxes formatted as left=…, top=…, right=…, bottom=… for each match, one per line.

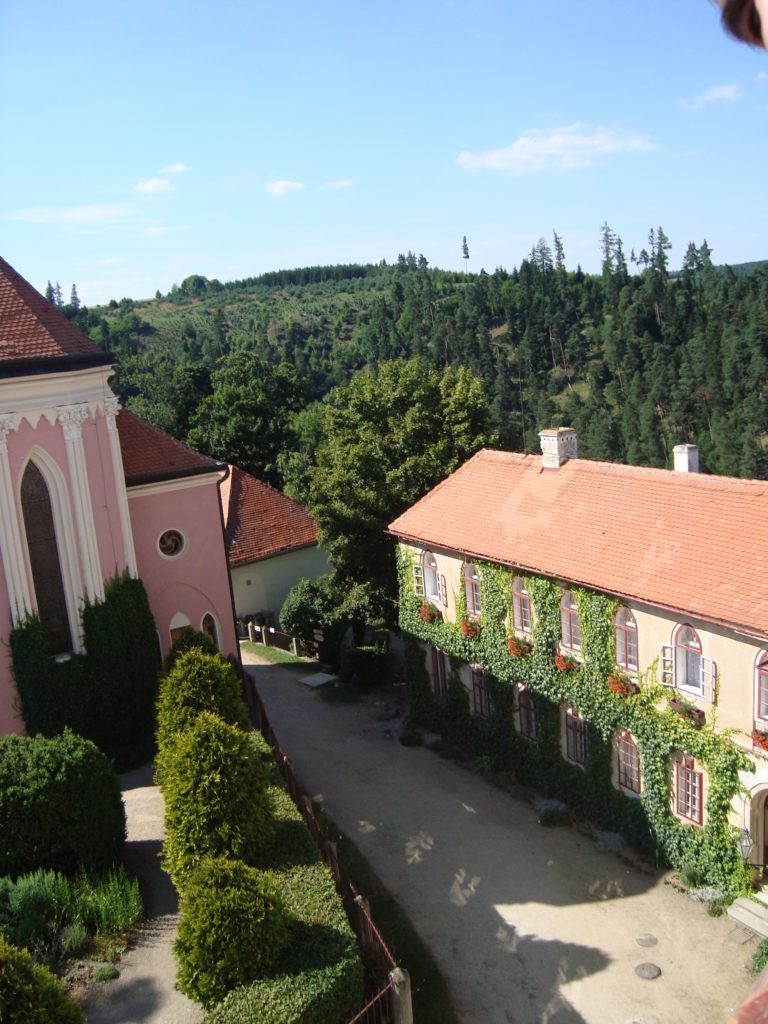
left=63, top=229, right=768, bottom=488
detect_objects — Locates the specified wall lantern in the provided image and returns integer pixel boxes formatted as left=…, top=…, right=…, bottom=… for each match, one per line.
left=737, top=827, right=754, bottom=864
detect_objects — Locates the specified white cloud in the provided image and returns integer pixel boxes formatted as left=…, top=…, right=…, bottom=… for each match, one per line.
left=456, top=124, right=657, bottom=174
left=134, top=177, right=174, bottom=194
left=160, top=162, right=187, bottom=173
left=7, top=203, right=137, bottom=225
left=680, top=83, right=742, bottom=110
left=757, top=71, right=768, bottom=82
left=144, top=225, right=169, bottom=236
left=265, top=180, right=305, bottom=196
left=322, top=178, right=355, bottom=189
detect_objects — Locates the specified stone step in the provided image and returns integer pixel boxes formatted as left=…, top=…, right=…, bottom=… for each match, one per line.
left=753, top=887, right=768, bottom=909
left=728, top=897, right=768, bottom=938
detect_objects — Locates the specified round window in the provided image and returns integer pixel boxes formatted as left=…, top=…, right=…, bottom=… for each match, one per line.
left=158, top=529, right=185, bottom=557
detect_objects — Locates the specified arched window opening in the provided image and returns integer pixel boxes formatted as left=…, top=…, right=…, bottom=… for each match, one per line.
left=464, top=563, right=482, bottom=617
left=422, top=551, right=440, bottom=602
left=615, top=606, right=638, bottom=672
left=21, top=461, right=72, bottom=654
left=202, top=613, right=219, bottom=648
left=757, top=654, right=768, bottom=722
left=560, top=591, right=581, bottom=651
left=512, top=577, right=532, bottom=634
left=675, top=625, right=702, bottom=692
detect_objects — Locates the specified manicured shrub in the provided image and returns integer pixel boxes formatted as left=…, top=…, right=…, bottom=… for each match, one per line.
left=156, top=649, right=250, bottom=750
left=10, top=574, right=161, bottom=771
left=162, top=627, right=219, bottom=675
left=175, top=857, right=288, bottom=1007
left=0, top=934, right=85, bottom=1023
left=205, top=787, right=363, bottom=1024
left=81, top=573, right=161, bottom=769
left=161, top=714, right=274, bottom=890
left=0, top=731, right=125, bottom=878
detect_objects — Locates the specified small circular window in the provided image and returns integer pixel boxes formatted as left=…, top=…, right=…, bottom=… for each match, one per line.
left=158, top=529, right=185, bottom=557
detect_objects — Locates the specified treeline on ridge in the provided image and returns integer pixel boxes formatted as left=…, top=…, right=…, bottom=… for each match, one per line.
left=62, top=226, right=768, bottom=487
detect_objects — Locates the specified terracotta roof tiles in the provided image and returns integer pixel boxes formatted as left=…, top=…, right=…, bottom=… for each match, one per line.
left=388, top=449, right=768, bottom=639
left=117, top=409, right=222, bottom=485
left=221, top=465, right=318, bottom=567
left=0, top=257, right=109, bottom=369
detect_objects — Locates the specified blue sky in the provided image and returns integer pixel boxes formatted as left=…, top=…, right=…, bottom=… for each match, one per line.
left=1, top=0, right=767, bottom=305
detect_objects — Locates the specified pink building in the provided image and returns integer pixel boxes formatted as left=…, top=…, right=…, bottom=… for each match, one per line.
left=0, top=256, right=238, bottom=735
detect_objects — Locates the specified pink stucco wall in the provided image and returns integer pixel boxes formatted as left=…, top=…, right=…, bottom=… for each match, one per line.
left=127, top=478, right=238, bottom=660
left=0, top=559, right=23, bottom=735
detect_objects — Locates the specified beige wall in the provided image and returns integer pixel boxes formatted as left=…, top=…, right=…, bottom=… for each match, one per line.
left=403, top=542, right=768, bottom=747
left=231, top=544, right=330, bottom=624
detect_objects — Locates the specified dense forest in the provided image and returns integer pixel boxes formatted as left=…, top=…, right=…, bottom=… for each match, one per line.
left=59, top=225, right=768, bottom=490
left=54, top=226, right=768, bottom=615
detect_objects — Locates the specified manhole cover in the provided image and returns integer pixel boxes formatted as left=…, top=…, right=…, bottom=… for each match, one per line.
left=635, top=962, right=661, bottom=980
left=636, top=934, right=658, bottom=947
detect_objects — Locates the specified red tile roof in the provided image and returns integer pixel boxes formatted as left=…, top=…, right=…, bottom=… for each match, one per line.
left=221, top=464, right=318, bottom=567
left=0, top=257, right=109, bottom=368
left=388, top=449, right=768, bottom=640
left=117, top=409, right=222, bottom=485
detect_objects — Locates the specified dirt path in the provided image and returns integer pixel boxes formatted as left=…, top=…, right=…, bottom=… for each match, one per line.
left=244, top=654, right=756, bottom=1024
left=78, top=764, right=203, bottom=1024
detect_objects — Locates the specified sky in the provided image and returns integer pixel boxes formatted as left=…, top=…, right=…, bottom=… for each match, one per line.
left=1, top=0, right=767, bottom=306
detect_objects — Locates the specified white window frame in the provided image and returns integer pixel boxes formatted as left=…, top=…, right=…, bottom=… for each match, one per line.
left=560, top=591, right=581, bottom=651
left=659, top=625, right=716, bottom=703
left=564, top=706, right=587, bottom=767
left=614, top=606, right=638, bottom=673
left=675, top=755, right=702, bottom=825
left=616, top=730, right=641, bottom=794
left=755, top=652, right=768, bottom=724
left=512, top=577, right=532, bottom=635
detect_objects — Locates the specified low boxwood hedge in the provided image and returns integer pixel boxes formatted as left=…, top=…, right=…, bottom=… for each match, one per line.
left=203, top=786, right=363, bottom=1024
left=0, top=935, right=85, bottom=1023
left=175, top=857, right=289, bottom=1007
left=0, top=731, right=125, bottom=879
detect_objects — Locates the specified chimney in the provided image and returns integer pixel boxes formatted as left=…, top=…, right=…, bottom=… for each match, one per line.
left=539, top=427, right=577, bottom=470
left=673, top=443, right=699, bottom=473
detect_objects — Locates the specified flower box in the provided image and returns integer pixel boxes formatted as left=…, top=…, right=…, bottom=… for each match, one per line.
left=459, top=616, right=481, bottom=639
left=669, top=696, right=705, bottom=725
left=507, top=635, right=532, bottom=658
left=554, top=654, right=579, bottom=673
left=607, top=672, right=639, bottom=697
left=753, top=730, right=768, bottom=754
left=418, top=601, right=442, bottom=624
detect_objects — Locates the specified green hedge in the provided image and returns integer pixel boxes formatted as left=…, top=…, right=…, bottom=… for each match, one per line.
left=204, top=787, right=363, bottom=1024
left=156, top=649, right=250, bottom=750
left=162, top=626, right=219, bottom=675
left=175, top=857, right=289, bottom=1007
left=0, top=935, right=85, bottom=1023
left=0, top=731, right=125, bottom=879
left=161, top=715, right=275, bottom=890
left=10, top=573, right=161, bottom=771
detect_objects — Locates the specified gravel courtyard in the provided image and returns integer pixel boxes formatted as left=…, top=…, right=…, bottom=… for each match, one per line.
left=244, top=653, right=756, bottom=1024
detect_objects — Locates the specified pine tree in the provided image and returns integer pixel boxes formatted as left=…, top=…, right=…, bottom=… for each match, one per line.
left=54, top=282, right=63, bottom=307
left=45, top=281, right=55, bottom=304
left=69, top=284, right=80, bottom=309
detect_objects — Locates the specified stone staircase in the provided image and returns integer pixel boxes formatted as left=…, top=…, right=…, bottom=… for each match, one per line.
left=728, top=889, right=768, bottom=938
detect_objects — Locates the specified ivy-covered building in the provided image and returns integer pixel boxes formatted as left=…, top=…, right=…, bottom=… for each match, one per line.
left=0, top=256, right=238, bottom=738
left=388, top=427, right=768, bottom=892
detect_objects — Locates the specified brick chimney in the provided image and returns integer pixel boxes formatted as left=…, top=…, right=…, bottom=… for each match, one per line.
left=539, top=427, right=578, bottom=470
left=673, top=443, right=699, bottom=473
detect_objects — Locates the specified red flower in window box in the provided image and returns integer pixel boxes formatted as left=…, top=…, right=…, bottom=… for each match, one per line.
left=554, top=654, right=579, bottom=673
left=459, top=616, right=481, bottom=639
left=607, top=671, right=640, bottom=697
left=507, top=634, right=532, bottom=658
left=418, top=601, right=442, bottom=623
left=753, top=730, right=768, bottom=753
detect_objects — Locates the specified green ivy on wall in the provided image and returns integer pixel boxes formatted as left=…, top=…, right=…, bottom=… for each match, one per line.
left=397, top=547, right=753, bottom=895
